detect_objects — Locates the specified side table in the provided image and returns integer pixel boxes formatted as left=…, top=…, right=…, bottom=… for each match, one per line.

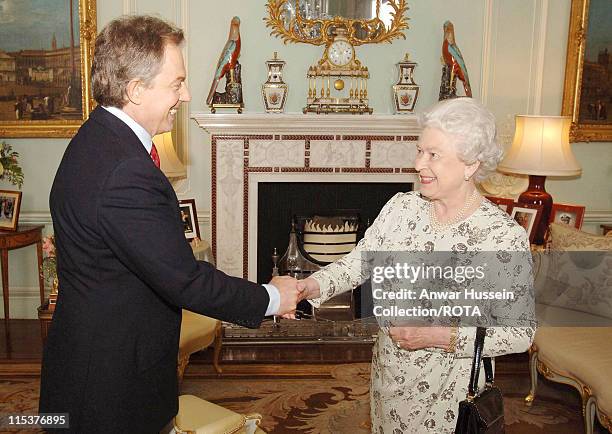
left=0, top=225, right=46, bottom=325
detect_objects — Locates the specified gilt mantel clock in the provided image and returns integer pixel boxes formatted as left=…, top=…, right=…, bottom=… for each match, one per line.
left=306, top=28, right=371, bottom=114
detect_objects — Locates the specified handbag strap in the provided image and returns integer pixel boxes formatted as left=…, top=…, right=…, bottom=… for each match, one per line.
left=467, top=327, right=494, bottom=398
left=483, top=355, right=494, bottom=385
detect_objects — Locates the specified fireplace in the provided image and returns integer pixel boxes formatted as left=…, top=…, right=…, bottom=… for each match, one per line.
left=257, top=181, right=411, bottom=283
left=192, top=113, right=422, bottom=281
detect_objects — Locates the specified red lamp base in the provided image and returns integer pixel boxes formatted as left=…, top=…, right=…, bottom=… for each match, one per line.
left=518, top=175, right=552, bottom=245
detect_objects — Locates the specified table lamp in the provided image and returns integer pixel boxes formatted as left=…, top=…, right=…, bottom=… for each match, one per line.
left=497, top=115, right=581, bottom=245
left=152, top=132, right=187, bottom=178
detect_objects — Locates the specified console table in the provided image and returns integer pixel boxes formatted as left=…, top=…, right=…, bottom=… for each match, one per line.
left=0, top=225, right=45, bottom=324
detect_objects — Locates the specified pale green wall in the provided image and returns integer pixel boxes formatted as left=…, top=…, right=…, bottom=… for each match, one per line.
left=1, top=0, right=610, bottom=318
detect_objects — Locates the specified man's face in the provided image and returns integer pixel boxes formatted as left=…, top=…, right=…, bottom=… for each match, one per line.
left=137, top=43, right=191, bottom=136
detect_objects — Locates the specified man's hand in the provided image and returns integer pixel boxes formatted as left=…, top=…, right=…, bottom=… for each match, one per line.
left=269, top=275, right=302, bottom=317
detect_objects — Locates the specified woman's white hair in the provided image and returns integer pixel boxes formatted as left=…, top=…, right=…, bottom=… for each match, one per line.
left=419, top=98, right=503, bottom=182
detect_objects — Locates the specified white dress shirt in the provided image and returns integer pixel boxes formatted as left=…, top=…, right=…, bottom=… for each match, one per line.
left=101, top=106, right=281, bottom=316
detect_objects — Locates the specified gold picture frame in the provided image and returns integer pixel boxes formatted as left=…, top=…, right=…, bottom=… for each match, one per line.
left=0, top=0, right=97, bottom=138
left=561, top=0, right=611, bottom=142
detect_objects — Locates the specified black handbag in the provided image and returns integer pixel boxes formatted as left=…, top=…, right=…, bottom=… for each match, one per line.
left=454, top=327, right=505, bottom=434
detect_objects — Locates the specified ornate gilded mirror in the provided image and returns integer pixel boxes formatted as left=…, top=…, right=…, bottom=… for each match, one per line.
left=265, top=0, right=408, bottom=46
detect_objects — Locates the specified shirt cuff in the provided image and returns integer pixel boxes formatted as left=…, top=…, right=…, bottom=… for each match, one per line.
left=263, top=283, right=280, bottom=316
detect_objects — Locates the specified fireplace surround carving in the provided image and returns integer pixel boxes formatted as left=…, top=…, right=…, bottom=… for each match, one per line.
left=192, top=113, right=422, bottom=280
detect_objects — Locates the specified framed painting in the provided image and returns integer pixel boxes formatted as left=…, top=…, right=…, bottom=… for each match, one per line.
left=0, top=0, right=97, bottom=138
left=561, top=0, right=612, bottom=142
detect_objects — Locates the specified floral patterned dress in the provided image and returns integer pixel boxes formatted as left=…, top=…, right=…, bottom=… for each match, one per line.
left=309, top=191, right=535, bottom=433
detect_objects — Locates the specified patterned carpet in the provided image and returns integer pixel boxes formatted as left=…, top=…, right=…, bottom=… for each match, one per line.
left=0, top=363, right=608, bottom=433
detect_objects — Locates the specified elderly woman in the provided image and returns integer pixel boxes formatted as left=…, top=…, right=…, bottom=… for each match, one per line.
left=298, top=97, right=535, bottom=433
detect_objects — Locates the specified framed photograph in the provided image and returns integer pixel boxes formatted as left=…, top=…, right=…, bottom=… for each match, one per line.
left=393, top=85, right=419, bottom=113
left=561, top=0, right=611, bottom=142
left=549, top=203, right=585, bottom=229
left=511, top=203, right=543, bottom=243
left=485, top=196, right=515, bottom=214
left=0, top=190, right=22, bottom=231
left=0, top=0, right=97, bottom=138
left=179, top=199, right=200, bottom=241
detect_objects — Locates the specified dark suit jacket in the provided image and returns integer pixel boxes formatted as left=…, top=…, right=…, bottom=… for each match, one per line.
left=39, top=107, right=270, bottom=433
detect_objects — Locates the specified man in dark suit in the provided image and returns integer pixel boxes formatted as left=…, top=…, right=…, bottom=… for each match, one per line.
left=39, top=16, right=301, bottom=433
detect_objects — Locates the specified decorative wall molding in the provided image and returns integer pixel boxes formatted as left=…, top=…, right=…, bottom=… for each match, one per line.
left=584, top=211, right=612, bottom=225
left=479, top=0, right=494, bottom=105
left=18, top=212, right=52, bottom=226
left=16, top=211, right=209, bottom=229
left=484, top=0, right=548, bottom=114
left=123, top=0, right=137, bottom=14
left=172, top=0, right=192, bottom=196
left=527, top=0, right=549, bottom=114
left=0, top=287, right=43, bottom=320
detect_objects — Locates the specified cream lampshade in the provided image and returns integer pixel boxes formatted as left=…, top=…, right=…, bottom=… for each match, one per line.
left=152, top=132, right=187, bottom=178
left=497, top=115, right=581, bottom=244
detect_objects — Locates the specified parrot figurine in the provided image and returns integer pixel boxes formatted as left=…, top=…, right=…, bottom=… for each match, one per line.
left=442, top=20, right=472, bottom=97
left=206, top=16, right=241, bottom=106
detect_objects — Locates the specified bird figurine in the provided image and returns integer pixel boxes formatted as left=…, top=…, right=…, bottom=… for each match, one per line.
left=206, top=16, right=242, bottom=106
left=442, top=20, right=472, bottom=97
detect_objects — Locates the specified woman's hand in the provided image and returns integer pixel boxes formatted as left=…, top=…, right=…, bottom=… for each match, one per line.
left=279, top=277, right=321, bottom=319
left=389, top=326, right=452, bottom=351
left=297, top=277, right=321, bottom=301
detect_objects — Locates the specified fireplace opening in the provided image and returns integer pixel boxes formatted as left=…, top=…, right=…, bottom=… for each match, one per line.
left=257, top=182, right=412, bottom=317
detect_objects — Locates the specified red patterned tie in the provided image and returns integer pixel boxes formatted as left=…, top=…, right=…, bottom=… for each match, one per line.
left=150, top=143, right=161, bottom=169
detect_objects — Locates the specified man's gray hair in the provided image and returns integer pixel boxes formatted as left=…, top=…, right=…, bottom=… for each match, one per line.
left=91, top=15, right=184, bottom=107
left=420, top=98, right=503, bottom=182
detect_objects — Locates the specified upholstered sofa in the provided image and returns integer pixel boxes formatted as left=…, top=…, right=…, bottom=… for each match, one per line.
left=526, top=223, right=612, bottom=434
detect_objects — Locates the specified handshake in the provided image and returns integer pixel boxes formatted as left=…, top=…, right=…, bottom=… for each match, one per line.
left=269, top=275, right=320, bottom=318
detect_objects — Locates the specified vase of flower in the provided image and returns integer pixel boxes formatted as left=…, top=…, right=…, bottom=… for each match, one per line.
left=41, top=235, right=58, bottom=310
left=0, top=141, right=24, bottom=189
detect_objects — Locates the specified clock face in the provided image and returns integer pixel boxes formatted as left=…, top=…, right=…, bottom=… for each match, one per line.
left=328, top=40, right=354, bottom=67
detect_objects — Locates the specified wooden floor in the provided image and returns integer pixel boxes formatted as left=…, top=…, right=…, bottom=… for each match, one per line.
left=0, top=319, right=529, bottom=377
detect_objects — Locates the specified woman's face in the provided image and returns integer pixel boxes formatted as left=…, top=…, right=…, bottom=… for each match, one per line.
left=414, top=127, right=476, bottom=201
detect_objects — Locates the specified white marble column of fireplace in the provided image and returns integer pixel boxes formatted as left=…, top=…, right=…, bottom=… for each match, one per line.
left=193, top=113, right=422, bottom=280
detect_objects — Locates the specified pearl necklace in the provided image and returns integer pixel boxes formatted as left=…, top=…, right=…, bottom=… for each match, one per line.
left=429, top=189, right=480, bottom=232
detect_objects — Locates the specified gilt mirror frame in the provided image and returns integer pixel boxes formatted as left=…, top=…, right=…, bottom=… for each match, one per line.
left=265, top=0, right=409, bottom=46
